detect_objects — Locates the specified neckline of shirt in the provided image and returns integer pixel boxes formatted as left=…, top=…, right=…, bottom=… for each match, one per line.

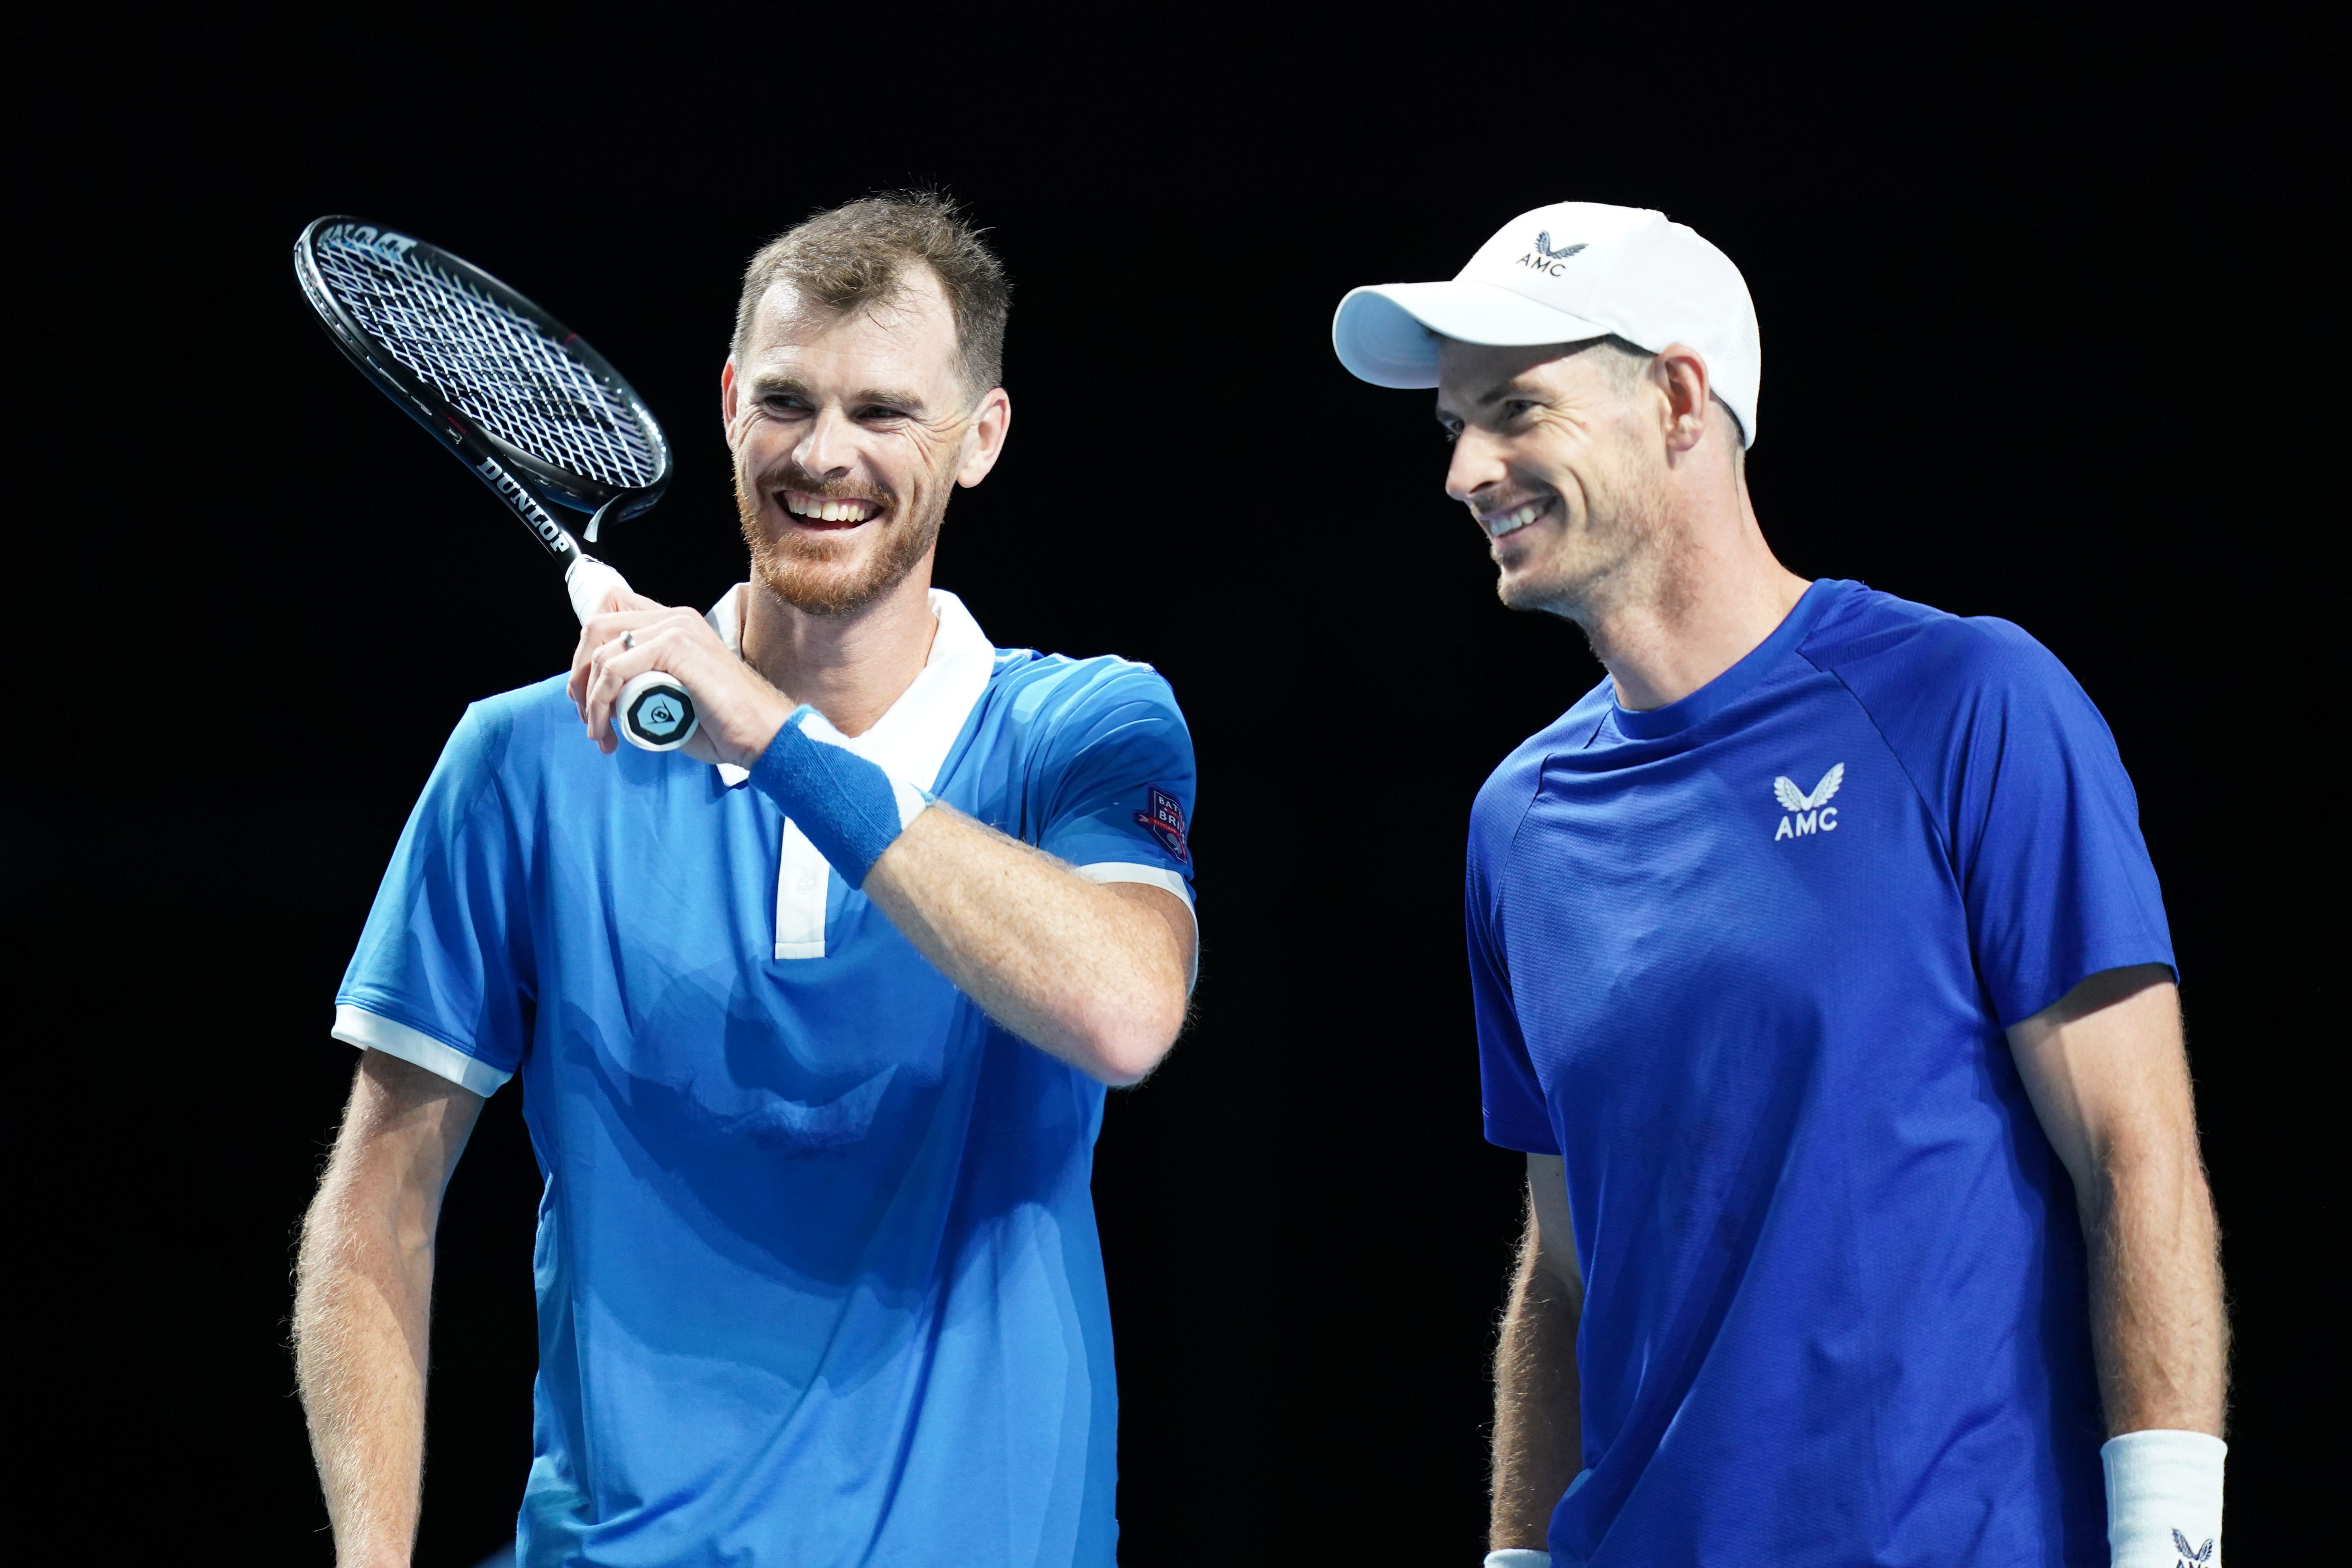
left=1607, top=578, right=1848, bottom=740
left=708, top=583, right=999, bottom=790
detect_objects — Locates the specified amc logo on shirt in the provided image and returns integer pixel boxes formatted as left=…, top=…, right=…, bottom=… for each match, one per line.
left=1771, top=764, right=1845, bottom=842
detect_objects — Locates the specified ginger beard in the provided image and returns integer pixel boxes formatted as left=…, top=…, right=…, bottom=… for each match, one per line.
left=735, top=448, right=954, bottom=618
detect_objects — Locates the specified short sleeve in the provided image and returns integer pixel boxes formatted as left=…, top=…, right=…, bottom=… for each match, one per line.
left=333, top=701, right=533, bottom=1095
left=1842, top=618, right=2176, bottom=1028
left=1032, top=663, right=1198, bottom=907
left=1468, top=802, right=1558, bottom=1155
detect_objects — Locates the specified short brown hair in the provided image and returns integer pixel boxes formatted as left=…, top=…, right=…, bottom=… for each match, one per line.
left=732, top=190, right=1010, bottom=402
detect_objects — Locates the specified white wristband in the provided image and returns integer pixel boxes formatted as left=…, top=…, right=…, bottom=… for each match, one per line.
left=2103, top=1429, right=2225, bottom=1566
left=1483, top=1553, right=1550, bottom=1568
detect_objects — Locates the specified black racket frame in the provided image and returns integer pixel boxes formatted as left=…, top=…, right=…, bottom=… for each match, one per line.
left=292, top=216, right=674, bottom=569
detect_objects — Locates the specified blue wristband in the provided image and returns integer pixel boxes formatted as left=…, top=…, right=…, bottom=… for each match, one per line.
left=747, top=706, right=932, bottom=887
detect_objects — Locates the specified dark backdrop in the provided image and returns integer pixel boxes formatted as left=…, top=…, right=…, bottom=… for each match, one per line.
left=16, top=11, right=2331, bottom=1562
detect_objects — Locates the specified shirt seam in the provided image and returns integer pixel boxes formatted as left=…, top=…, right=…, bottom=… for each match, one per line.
left=1492, top=707, right=1607, bottom=977
left=1798, top=646, right=1962, bottom=877
left=1801, top=646, right=2003, bottom=1022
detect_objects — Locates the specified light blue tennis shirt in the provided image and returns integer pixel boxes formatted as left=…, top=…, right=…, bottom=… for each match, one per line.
left=1471, top=580, right=2173, bottom=1566
left=334, top=588, right=1197, bottom=1568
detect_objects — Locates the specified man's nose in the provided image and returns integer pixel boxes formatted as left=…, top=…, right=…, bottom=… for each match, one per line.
left=1444, top=425, right=1506, bottom=505
left=794, top=406, right=858, bottom=478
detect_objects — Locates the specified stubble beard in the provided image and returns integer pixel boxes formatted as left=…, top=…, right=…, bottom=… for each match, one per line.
left=736, top=457, right=951, bottom=618
left=1499, top=445, right=1675, bottom=632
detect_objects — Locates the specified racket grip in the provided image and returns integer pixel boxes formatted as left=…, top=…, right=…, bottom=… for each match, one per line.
left=565, top=555, right=631, bottom=624
left=566, top=555, right=698, bottom=750
left=616, top=671, right=698, bottom=751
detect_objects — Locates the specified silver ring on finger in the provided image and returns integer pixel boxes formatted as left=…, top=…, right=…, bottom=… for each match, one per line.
left=622, top=631, right=636, bottom=650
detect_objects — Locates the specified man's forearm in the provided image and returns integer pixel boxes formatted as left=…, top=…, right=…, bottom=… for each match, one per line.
left=2008, top=974, right=2230, bottom=1564
left=295, top=1173, right=434, bottom=1568
left=2083, top=1146, right=2228, bottom=1435
left=717, top=695, right=1193, bottom=1085
left=1492, top=1245, right=1582, bottom=1551
left=863, top=805, right=1191, bottom=1084
left=294, top=1054, right=474, bottom=1568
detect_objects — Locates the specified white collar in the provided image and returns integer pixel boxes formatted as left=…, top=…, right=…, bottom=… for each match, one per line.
left=708, top=583, right=997, bottom=790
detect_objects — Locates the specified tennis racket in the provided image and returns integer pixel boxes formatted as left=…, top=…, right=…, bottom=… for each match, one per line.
left=293, top=216, right=698, bottom=751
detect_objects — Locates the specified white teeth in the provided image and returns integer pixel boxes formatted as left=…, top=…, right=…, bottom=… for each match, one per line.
left=784, top=494, right=878, bottom=523
left=1487, top=502, right=1542, bottom=538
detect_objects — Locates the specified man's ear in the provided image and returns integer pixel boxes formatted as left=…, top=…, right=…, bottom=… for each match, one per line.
left=1651, top=343, right=1713, bottom=455
left=955, top=387, right=1013, bottom=488
left=720, top=358, right=741, bottom=450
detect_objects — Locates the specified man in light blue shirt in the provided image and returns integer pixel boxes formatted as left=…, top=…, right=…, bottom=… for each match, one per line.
left=294, top=193, right=1197, bottom=1568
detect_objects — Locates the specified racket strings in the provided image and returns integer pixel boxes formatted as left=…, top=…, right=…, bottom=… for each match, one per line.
left=314, top=231, right=663, bottom=490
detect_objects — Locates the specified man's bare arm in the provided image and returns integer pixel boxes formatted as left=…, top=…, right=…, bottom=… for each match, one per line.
left=860, top=808, right=1192, bottom=1085
left=1492, top=1152, right=1583, bottom=1553
left=294, top=1049, right=484, bottom=1568
left=2007, top=965, right=2227, bottom=1436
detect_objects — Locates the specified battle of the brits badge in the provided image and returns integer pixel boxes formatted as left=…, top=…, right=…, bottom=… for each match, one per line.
left=1136, top=786, right=1190, bottom=864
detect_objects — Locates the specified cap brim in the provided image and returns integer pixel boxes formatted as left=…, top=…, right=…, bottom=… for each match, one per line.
left=1332, top=281, right=1616, bottom=388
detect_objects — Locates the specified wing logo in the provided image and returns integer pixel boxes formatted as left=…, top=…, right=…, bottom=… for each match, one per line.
left=2173, top=1529, right=2213, bottom=1566
left=1772, top=763, right=1845, bottom=842
left=1518, top=231, right=1588, bottom=277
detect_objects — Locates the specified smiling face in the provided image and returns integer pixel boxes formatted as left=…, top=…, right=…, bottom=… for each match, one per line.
left=1436, top=337, right=1670, bottom=622
left=723, top=267, right=1008, bottom=617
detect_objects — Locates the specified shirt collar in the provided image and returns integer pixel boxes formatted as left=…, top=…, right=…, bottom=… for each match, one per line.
left=708, top=583, right=997, bottom=789
left=1607, top=578, right=1845, bottom=740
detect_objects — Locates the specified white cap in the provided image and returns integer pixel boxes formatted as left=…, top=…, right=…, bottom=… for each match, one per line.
left=1331, top=202, right=1762, bottom=447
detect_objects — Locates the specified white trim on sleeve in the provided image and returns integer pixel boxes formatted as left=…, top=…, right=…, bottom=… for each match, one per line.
left=1075, top=861, right=1193, bottom=907
left=332, top=1005, right=512, bottom=1096
left=1077, top=862, right=1198, bottom=983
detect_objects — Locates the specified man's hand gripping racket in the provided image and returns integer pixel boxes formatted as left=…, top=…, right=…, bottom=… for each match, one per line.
left=294, top=216, right=697, bottom=751
left=562, top=558, right=700, bottom=751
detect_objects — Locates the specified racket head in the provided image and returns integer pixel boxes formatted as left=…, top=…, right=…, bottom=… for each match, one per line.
left=294, top=216, right=672, bottom=524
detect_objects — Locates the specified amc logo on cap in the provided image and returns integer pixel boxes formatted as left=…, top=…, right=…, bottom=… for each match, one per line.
left=1517, top=232, right=1587, bottom=277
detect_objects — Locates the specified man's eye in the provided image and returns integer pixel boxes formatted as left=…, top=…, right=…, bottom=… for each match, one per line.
left=1502, top=400, right=1536, bottom=421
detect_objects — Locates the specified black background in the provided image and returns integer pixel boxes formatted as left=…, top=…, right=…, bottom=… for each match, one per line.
left=15, top=10, right=2333, bottom=1563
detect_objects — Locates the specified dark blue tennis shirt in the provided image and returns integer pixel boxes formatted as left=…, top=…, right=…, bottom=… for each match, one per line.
left=1469, top=579, right=2174, bottom=1566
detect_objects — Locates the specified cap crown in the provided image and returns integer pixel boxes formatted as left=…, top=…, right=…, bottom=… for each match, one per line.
left=1331, top=200, right=1762, bottom=446
left=1465, top=202, right=1760, bottom=445
left=1456, top=202, right=1669, bottom=316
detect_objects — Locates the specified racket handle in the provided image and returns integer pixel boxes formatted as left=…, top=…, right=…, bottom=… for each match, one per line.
left=565, top=555, right=630, bottom=624
left=564, top=555, right=700, bottom=752
left=616, top=671, right=698, bottom=751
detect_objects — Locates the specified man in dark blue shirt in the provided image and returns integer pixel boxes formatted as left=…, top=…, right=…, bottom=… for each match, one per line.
left=1332, top=203, right=2227, bottom=1567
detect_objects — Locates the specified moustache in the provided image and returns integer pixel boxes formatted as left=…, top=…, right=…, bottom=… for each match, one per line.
left=748, top=457, right=896, bottom=512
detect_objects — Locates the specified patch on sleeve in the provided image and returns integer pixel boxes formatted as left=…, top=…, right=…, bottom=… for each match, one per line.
left=1134, top=785, right=1191, bottom=864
